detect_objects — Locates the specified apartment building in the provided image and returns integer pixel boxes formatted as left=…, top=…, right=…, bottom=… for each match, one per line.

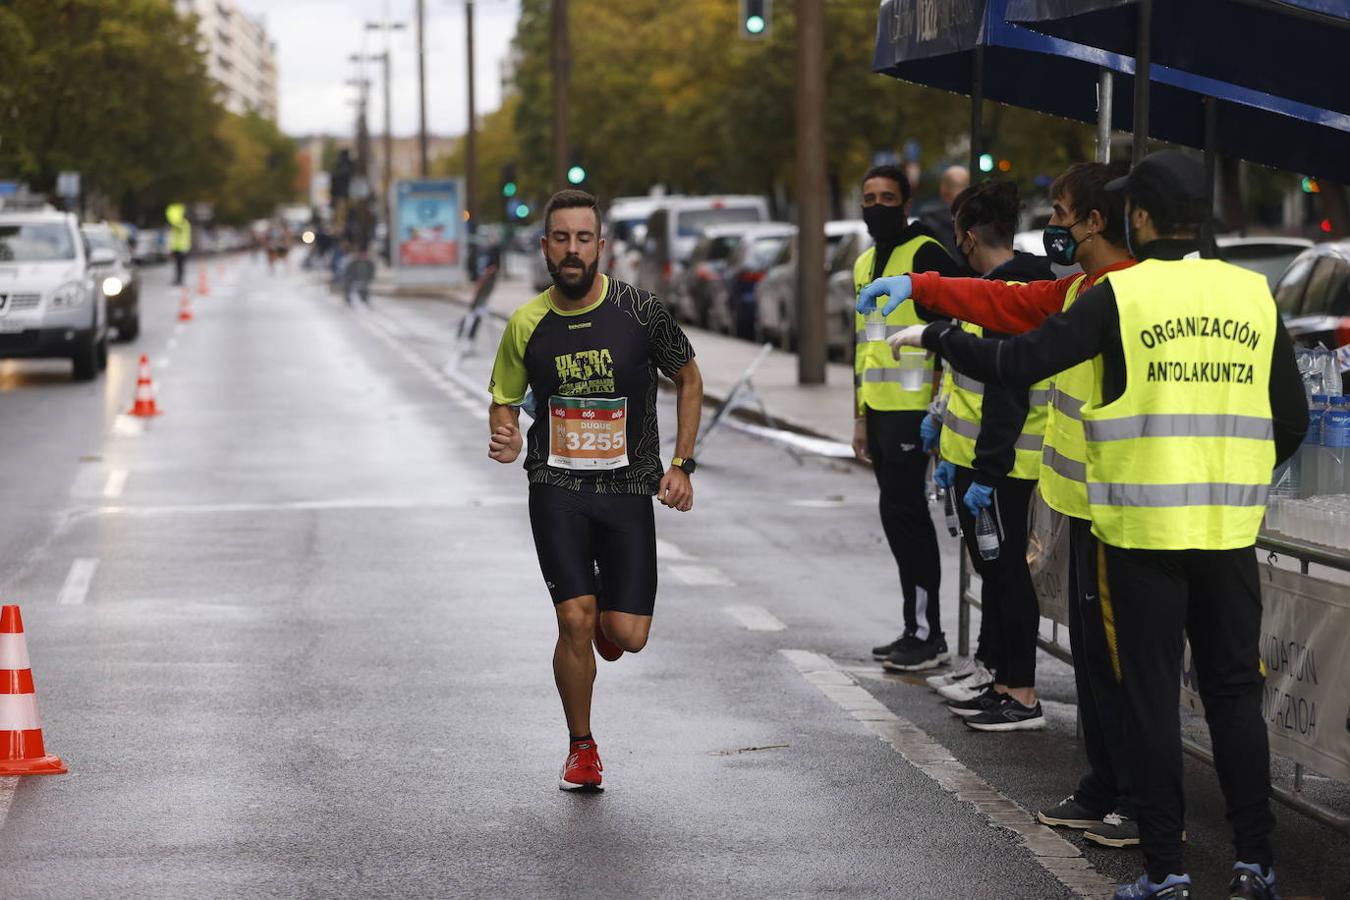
left=177, top=0, right=279, bottom=121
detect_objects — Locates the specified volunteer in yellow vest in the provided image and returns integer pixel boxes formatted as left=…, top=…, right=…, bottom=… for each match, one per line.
left=166, top=203, right=192, bottom=287
left=867, top=164, right=1145, bottom=846
left=884, top=150, right=1307, bottom=900
left=851, top=164, right=966, bottom=672
left=927, top=181, right=1054, bottom=732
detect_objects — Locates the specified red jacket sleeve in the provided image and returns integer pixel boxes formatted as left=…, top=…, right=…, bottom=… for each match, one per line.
left=909, top=272, right=1075, bottom=334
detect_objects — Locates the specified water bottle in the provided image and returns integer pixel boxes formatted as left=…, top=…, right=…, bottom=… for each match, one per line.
left=1323, top=397, right=1350, bottom=497
left=975, top=508, right=999, bottom=560
left=1300, top=394, right=1327, bottom=498
left=943, top=489, right=960, bottom=537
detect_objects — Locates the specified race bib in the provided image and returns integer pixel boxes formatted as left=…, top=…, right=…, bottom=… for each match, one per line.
left=547, top=396, right=629, bottom=470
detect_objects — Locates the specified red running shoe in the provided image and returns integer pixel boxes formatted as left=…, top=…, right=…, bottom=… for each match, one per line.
left=559, top=740, right=603, bottom=791
left=594, top=615, right=624, bottom=662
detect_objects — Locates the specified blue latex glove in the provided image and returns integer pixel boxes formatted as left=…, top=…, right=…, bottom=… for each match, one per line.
left=933, top=460, right=956, bottom=491
left=855, top=274, right=913, bottom=316
left=920, top=414, right=941, bottom=454
left=964, top=481, right=995, bottom=517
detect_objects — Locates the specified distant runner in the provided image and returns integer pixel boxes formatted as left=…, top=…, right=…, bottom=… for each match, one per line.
left=487, top=189, right=703, bottom=791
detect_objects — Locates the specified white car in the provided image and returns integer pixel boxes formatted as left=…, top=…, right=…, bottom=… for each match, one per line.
left=635, top=195, right=771, bottom=302
left=0, top=209, right=109, bottom=380
left=757, top=220, right=872, bottom=349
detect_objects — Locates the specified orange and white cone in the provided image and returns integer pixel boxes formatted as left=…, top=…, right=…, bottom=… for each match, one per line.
left=178, top=288, right=194, bottom=322
left=197, top=267, right=209, bottom=297
left=0, top=605, right=66, bottom=776
left=129, top=354, right=160, bottom=417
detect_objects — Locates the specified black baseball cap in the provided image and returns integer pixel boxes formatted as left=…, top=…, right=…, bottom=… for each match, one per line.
left=1106, top=149, right=1209, bottom=227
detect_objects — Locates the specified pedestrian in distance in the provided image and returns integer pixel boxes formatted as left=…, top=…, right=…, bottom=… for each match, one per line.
left=852, top=164, right=967, bottom=674
left=914, top=180, right=1056, bottom=732
left=873, top=162, right=1146, bottom=847
left=879, top=149, right=1307, bottom=900
left=917, top=165, right=971, bottom=261
left=166, top=203, right=192, bottom=287
left=486, top=189, right=704, bottom=792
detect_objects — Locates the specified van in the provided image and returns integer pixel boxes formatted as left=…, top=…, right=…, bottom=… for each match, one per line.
left=636, top=196, right=770, bottom=302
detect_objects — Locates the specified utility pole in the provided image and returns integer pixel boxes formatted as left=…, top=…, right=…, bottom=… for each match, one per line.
left=416, top=0, right=429, bottom=176
left=465, top=0, right=478, bottom=278
left=551, top=0, right=569, bottom=190
left=365, top=15, right=406, bottom=263
left=795, top=0, right=826, bottom=385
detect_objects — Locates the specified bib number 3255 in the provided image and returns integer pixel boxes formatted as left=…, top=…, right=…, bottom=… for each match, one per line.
left=547, top=396, right=629, bottom=471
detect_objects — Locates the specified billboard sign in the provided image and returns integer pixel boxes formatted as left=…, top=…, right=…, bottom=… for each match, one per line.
left=395, top=179, right=462, bottom=268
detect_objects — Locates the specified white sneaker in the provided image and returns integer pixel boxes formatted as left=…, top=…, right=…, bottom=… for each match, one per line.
left=937, top=663, right=995, bottom=701
left=925, top=656, right=978, bottom=690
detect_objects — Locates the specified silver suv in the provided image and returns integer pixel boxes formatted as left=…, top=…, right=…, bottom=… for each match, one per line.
left=0, top=209, right=109, bottom=380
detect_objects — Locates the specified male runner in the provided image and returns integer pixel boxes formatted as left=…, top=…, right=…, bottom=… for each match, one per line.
left=487, top=189, right=703, bottom=791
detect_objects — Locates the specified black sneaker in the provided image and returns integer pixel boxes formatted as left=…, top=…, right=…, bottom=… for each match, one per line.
left=871, top=633, right=914, bottom=661
left=964, top=695, right=1046, bottom=731
left=882, top=634, right=950, bottom=672
left=1037, top=794, right=1108, bottom=829
left=1085, top=811, right=1141, bottom=847
left=946, top=685, right=1004, bottom=717
left=1228, top=863, right=1279, bottom=900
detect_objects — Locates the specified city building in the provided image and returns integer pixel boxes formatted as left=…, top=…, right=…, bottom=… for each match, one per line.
left=176, top=0, right=279, bottom=121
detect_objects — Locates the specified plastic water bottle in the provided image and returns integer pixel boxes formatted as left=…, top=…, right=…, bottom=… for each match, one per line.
left=975, top=508, right=999, bottom=560
left=1322, top=397, right=1350, bottom=497
left=1300, top=394, right=1328, bottom=498
left=943, top=489, right=960, bottom=537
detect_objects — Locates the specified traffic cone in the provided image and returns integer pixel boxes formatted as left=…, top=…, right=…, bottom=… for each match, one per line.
left=0, top=605, right=67, bottom=775
left=197, top=267, right=209, bottom=297
left=129, top=354, right=160, bottom=417
left=178, top=288, right=194, bottom=322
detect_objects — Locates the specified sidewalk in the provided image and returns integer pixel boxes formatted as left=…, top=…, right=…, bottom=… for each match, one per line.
left=477, top=273, right=858, bottom=447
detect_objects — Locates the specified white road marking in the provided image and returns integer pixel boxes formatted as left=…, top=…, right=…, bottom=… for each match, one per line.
left=102, top=470, right=128, bottom=499
left=112, top=415, right=146, bottom=437
left=655, top=538, right=697, bottom=561
left=722, top=605, right=785, bottom=631
left=0, top=777, right=16, bottom=830
left=789, top=498, right=848, bottom=508
left=57, top=558, right=100, bottom=606
left=667, top=565, right=735, bottom=587
left=780, top=650, right=1115, bottom=899
left=166, top=337, right=179, bottom=351
left=156, top=358, right=172, bottom=370
left=70, top=467, right=106, bottom=498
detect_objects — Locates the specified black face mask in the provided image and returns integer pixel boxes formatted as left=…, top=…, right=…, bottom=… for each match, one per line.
left=547, top=253, right=600, bottom=300
left=863, top=204, right=907, bottom=245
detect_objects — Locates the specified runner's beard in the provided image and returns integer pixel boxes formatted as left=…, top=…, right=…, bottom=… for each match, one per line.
left=547, top=254, right=599, bottom=300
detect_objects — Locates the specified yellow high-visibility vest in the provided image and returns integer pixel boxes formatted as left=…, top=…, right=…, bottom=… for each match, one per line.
left=1037, top=274, right=1099, bottom=517
left=1082, top=258, right=1277, bottom=550
left=853, top=236, right=943, bottom=414
left=939, top=301, right=1051, bottom=480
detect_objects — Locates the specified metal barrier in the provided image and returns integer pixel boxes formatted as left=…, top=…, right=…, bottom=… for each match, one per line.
left=956, top=530, right=1350, bottom=835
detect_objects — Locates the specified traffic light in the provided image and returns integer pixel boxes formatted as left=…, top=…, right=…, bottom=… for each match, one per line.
left=513, top=202, right=531, bottom=221
left=740, top=0, right=771, bottom=38
left=501, top=163, right=518, bottom=198
left=978, top=153, right=994, bottom=173
left=566, top=164, right=587, bottom=185
left=1301, top=176, right=1321, bottom=194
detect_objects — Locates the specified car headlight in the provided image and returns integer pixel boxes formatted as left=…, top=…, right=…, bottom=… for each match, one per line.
left=50, top=282, right=87, bottom=307
left=102, top=276, right=124, bottom=297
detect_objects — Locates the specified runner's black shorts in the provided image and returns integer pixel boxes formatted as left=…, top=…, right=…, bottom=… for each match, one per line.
left=528, top=483, right=657, bottom=616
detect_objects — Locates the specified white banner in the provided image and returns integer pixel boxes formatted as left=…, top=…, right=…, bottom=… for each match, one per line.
left=1182, top=565, right=1350, bottom=783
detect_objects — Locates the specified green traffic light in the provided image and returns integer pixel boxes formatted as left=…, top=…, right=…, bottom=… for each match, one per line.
left=514, top=203, right=531, bottom=220
left=979, top=153, right=994, bottom=173
left=503, top=182, right=517, bottom=198
left=746, top=14, right=765, bottom=33
left=566, top=165, right=586, bottom=185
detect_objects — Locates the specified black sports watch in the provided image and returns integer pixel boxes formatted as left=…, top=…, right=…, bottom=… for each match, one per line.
left=672, top=456, right=697, bottom=475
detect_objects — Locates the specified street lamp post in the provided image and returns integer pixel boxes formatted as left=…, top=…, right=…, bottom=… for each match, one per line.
left=364, top=19, right=406, bottom=265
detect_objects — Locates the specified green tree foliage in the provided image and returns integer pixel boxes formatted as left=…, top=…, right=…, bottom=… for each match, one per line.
left=495, top=0, right=1090, bottom=218
left=0, top=0, right=296, bottom=224
left=213, top=112, right=299, bottom=225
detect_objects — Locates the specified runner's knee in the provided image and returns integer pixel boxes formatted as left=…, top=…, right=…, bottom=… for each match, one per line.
left=556, top=598, right=597, bottom=641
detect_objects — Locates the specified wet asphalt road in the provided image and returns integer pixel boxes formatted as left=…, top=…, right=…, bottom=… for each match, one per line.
left=0, top=258, right=1345, bottom=899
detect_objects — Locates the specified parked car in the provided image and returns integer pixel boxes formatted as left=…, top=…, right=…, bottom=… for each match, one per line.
left=0, top=208, right=109, bottom=380
left=1274, top=241, right=1350, bottom=364
left=636, top=195, right=770, bottom=302
left=132, top=227, right=166, bottom=265
left=602, top=196, right=662, bottom=284
left=708, top=223, right=795, bottom=339
left=756, top=220, right=872, bottom=349
left=825, top=230, right=878, bottom=362
left=81, top=223, right=140, bottom=342
left=673, top=223, right=764, bottom=328
left=1214, top=235, right=1313, bottom=291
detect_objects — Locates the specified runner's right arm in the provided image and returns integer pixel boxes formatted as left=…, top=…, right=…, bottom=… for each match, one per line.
left=908, top=273, right=1074, bottom=334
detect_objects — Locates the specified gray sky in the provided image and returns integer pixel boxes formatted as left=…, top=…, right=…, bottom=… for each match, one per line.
left=236, top=0, right=522, bottom=138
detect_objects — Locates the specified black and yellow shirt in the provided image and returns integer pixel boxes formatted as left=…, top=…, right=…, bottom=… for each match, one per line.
left=489, top=276, right=695, bottom=495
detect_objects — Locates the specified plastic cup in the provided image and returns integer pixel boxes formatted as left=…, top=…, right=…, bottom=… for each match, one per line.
left=894, top=348, right=927, bottom=391
left=864, top=309, right=887, bottom=342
